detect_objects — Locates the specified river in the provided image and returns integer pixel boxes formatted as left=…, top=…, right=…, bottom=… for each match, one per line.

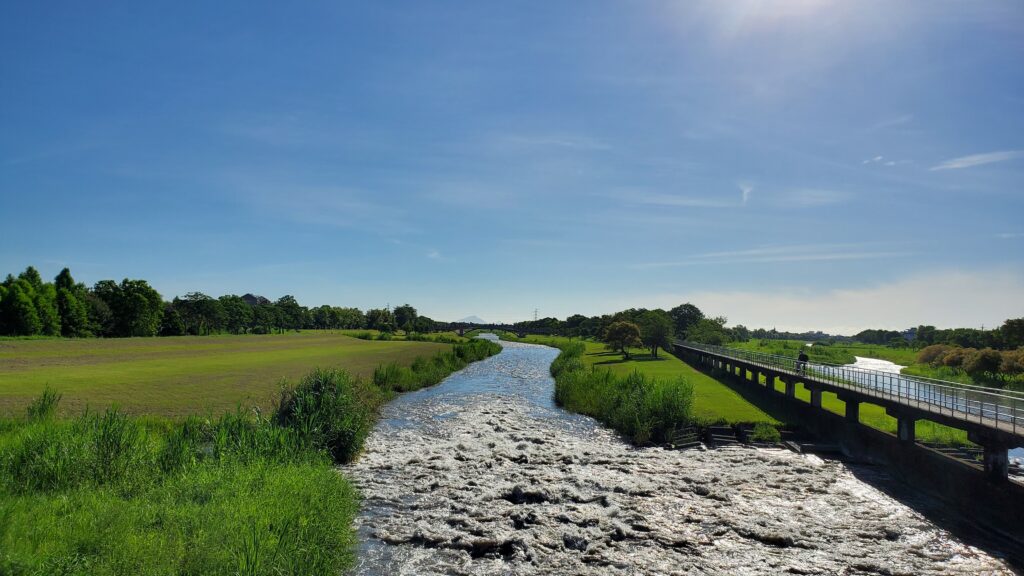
left=345, top=336, right=1016, bottom=575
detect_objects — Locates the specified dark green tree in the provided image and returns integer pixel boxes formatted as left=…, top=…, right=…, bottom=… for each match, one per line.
left=0, top=280, right=42, bottom=335
left=275, top=295, right=306, bottom=332
left=159, top=304, right=186, bottom=336
left=669, top=303, right=704, bottom=339
left=57, top=288, right=90, bottom=337
left=637, top=310, right=674, bottom=358
left=365, top=308, right=396, bottom=332
left=219, top=295, right=253, bottom=334
left=393, top=304, right=417, bottom=333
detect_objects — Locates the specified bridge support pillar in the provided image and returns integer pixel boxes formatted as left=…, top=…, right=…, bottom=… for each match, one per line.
left=969, top=432, right=1011, bottom=482
left=752, top=370, right=760, bottom=385
left=737, top=365, right=745, bottom=380
left=897, top=417, right=916, bottom=442
left=809, top=387, right=822, bottom=408
left=843, top=399, right=860, bottom=423
left=784, top=377, right=796, bottom=397
left=886, top=408, right=916, bottom=442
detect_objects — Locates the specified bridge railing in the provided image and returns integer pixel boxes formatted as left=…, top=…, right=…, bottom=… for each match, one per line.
left=676, top=341, right=1024, bottom=435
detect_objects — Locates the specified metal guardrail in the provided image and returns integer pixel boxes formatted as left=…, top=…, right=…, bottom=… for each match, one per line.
left=676, top=340, right=1024, bottom=436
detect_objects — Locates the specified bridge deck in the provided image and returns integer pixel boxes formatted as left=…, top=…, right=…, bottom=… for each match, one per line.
left=675, top=341, right=1024, bottom=445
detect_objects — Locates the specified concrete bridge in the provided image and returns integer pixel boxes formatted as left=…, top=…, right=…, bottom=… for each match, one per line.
left=673, top=341, right=1024, bottom=482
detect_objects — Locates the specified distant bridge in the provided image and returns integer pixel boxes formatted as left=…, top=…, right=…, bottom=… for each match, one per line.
left=673, top=341, right=1024, bottom=482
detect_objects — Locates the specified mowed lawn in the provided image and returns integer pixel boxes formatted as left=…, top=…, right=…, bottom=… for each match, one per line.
left=516, top=336, right=778, bottom=426
left=0, top=332, right=447, bottom=417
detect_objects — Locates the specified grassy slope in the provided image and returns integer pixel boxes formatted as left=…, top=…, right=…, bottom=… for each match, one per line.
left=514, top=335, right=777, bottom=426
left=0, top=332, right=446, bottom=416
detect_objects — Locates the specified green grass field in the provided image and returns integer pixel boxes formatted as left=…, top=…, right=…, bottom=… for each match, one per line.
left=511, top=335, right=778, bottom=426
left=0, top=332, right=447, bottom=417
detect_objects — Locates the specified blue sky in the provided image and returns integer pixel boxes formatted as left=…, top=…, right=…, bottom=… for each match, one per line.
left=2, top=1, right=1022, bottom=332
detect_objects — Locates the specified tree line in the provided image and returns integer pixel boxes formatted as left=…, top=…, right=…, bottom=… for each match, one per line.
left=854, top=321, right=1024, bottom=352
left=0, top=266, right=439, bottom=338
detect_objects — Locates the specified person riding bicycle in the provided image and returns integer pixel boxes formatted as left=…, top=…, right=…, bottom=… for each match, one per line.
left=797, top=350, right=810, bottom=374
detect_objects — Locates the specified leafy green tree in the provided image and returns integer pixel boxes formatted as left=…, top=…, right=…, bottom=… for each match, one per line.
left=687, top=317, right=731, bottom=345
left=174, top=292, right=226, bottom=335
left=604, top=321, right=642, bottom=360
left=413, top=315, right=435, bottom=333
left=159, top=304, right=186, bottom=336
left=335, top=307, right=365, bottom=329
left=33, top=283, right=61, bottom=336
left=94, top=279, right=164, bottom=337
left=669, top=303, right=704, bottom=339
left=17, top=266, right=43, bottom=291
left=55, top=268, right=76, bottom=292
left=251, top=303, right=280, bottom=334
left=393, top=304, right=417, bottom=333
left=57, top=288, right=90, bottom=337
left=219, top=295, right=253, bottom=334
left=0, top=280, right=42, bottom=335
left=365, top=308, right=396, bottom=332
left=275, top=295, right=306, bottom=332
left=1000, top=318, right=1024, bottom=350
left=637, top=310, right=674, bottom=358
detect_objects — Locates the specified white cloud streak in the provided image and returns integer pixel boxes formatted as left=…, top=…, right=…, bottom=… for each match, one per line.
left=930, top=150, right=1024, bottom=171
left=633, top=243, right=912, bottom=269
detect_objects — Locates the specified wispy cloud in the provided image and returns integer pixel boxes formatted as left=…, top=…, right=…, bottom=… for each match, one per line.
left=623, top=182, right=753, bottom=209
left=632, top=242, right=912, bottom=269
left=739, top=182, right=753, bottom=205
left=779, top=188, right=850, bottom=206
left=996, top=232, right=1024, bottom=239
left=862, top=155, right=910, bottom=167
left=426, top=249, right=442, bottom=260
left=930, top=150, right=1024, bottom=171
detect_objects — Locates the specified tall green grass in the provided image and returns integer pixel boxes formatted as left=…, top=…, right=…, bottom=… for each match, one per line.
left=547, top=340, right=695, bottom=445
left=0, top=338, right=502, bottom=574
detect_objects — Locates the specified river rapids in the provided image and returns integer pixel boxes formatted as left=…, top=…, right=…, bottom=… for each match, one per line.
left=345, top=337, right=1017, bottom=575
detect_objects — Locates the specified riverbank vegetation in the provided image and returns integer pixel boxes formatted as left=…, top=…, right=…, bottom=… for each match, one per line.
left=0, top=338, right=501, bottom=573
left=544, top=339, right=695, bottom=445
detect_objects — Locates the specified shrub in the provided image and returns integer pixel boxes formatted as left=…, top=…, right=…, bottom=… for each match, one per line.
left=548, top=338, right=694, bottom=446
left=941, top=347, right=971, bottom=368
left=273, top=369, right=382, bottom=464
left=750, top=422, right=781, bottom=443
left=964, top=348, right=1003, bottom=377
left=917, top=344, right=952, bottom=366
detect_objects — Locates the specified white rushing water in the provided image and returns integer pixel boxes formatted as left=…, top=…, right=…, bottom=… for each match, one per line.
left=345, top=337, right=1016, bottom=575
left=845, top=356, right=906, bottom=374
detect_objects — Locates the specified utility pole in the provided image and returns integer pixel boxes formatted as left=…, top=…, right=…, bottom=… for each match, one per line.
left=534, top=308, right=538, bottom=321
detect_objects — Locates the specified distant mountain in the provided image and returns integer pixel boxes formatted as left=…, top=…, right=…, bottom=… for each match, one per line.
left=457, top=315, right=487, bottom=325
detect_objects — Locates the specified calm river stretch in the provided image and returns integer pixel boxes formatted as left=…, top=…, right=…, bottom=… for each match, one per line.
left=346, top=336, right=1016, bottom=575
